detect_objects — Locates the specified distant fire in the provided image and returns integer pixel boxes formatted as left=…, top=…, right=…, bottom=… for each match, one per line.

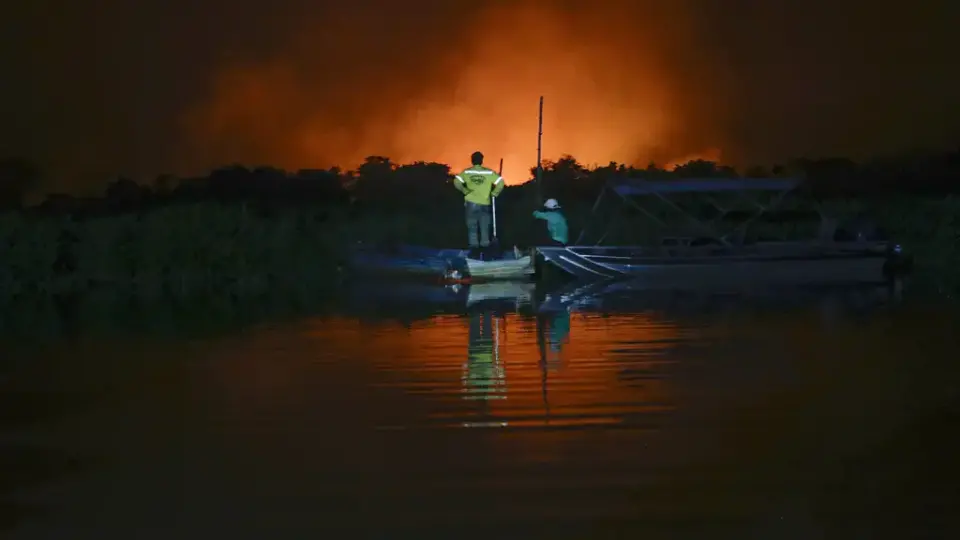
left=662, top=148, right=724, bottom=172
left=181, top=2, right=724, bottom=185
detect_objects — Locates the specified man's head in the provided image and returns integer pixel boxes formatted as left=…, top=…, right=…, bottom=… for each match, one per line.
left=470, top=151, right=484, bottom=166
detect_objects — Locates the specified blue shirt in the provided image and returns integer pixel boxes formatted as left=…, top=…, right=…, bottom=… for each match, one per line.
left=532, top=210, right=569, bottom=244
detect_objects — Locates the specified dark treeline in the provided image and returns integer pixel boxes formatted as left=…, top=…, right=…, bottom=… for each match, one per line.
left=0, top=149, right=959, bottom=298
left=2, top=149, right=960, bottom=218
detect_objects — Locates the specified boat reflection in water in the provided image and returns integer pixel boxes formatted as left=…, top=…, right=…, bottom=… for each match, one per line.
left=458, top=282, right=536, bottom=427
left=537, top=308, right=570, bottom=367
left=461, top=282, right=574, bottom=430
left=341, top=275, right=902, bottom=434
left=536, top=276, right=903, bottom=321
left=458, top=305, right=572, bottom=421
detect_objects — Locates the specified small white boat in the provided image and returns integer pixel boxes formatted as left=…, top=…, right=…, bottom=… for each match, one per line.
left=465, top=281, right=536, bottom=306
left=465, top=255, right=535, bottom=280
left=446, top=247, right=536, bottom=282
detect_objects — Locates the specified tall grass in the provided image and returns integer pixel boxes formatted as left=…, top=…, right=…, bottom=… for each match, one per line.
left=0, top=203, right=349, bottom=297
left=1, top=194, right=958, bottom=297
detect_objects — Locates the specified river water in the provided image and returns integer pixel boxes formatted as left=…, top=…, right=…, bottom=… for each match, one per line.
left=2, top=281, right=959, bottom=538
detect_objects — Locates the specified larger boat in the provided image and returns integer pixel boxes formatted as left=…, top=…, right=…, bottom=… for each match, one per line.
left=536, top=176, right=912, bottom=286
left=535, top=276, right=904, bottom=314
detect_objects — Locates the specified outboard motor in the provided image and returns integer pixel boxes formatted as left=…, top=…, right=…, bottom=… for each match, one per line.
left=883, top=242, right=913, bottom=280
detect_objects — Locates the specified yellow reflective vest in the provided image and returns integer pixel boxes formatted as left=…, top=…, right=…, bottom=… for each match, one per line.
left=453, top=166, right=504, bottom=206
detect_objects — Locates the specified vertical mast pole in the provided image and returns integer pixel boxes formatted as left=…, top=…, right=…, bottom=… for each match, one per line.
left=536, top=96, right=544, bottom=206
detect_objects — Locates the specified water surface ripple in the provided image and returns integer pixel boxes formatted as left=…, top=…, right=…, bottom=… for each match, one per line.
left=2, top=285, right=959, bottom=538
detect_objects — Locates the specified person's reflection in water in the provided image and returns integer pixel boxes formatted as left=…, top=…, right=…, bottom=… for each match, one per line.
left=462, top=310, right=506, bottom=401
left=543, top=309, right=571, bottom=369
left=534, top=308, right=572, bottom=425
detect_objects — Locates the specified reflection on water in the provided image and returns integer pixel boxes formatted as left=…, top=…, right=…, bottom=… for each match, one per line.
left=0, top=388, right=90, bottom=533
left=463, top=311, right=506, bottom=403
left=2, top=280, right=959, bottom=537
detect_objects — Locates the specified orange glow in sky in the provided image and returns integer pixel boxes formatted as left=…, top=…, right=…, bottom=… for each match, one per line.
left=180, top=2, right=721, bottom=185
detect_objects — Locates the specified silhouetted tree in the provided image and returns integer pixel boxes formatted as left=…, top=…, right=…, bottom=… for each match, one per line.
left=8, top=148, right=960, bottom=221
left=105, top=177, right=149, bottom=209
left=152, top=174, right=177, bottom=196
left=642, top=162, right=670, bottom=179
left=744, top=166, right=770, bottom=178
left=672, top=159, right=737, bottom=178
left=357, top=156, right=394, bottom=181
left=550, top=155, right=588, bottom=179
left=0, top=157, right=41, bottom=210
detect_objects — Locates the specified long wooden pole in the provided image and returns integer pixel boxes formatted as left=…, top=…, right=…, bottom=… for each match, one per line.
left=492, top=157, right=503, bottom=238
left=536, top=96, right=544, bottom=206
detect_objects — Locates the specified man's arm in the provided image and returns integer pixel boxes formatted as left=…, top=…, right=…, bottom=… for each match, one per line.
left=491, top=173, right=504, bottom=197
left=452, top=171, right=469, bottom=194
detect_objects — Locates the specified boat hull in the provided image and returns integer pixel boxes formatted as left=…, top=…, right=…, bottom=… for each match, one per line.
left=464, top=281, right=536, bottom=308
left=536, top=243, right=905, bottom=287
left=463, top=256, right=535, bottom=281
left=348, top=244, right=535, bottom=281
left=535, top=278, right=903, bottom=323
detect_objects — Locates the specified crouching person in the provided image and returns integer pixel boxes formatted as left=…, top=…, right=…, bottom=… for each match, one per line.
left=532, top=198, right=568, bottom=246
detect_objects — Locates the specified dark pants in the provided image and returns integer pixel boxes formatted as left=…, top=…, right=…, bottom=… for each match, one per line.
left=465, top=202, right=492, bottom=248
left=535, top=226, right=566, bottom=247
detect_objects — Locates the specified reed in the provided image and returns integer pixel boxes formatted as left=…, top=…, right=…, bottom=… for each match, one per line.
left=1, top=193, right=958, bottom=297
left=0, top=203, right=349, bottom=297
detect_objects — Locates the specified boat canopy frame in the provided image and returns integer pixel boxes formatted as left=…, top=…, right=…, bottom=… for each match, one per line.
left=575, top=176, right=809, bottom=246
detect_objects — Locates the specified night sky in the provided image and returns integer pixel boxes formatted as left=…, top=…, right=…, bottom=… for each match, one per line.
left=2, top=0, right=957, bottom=192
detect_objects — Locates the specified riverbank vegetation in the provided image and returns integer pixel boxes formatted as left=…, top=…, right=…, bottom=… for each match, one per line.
left=1, top=150, right=958, bottom=297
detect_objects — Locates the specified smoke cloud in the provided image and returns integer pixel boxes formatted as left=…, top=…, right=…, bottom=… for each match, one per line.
left=179, top=1, right=726, bottom=183
left=4, top=0, right=959, bottom=194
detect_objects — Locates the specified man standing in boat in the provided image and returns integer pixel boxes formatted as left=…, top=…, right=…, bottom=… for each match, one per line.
left=452, top=151, right=504, bottom=259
